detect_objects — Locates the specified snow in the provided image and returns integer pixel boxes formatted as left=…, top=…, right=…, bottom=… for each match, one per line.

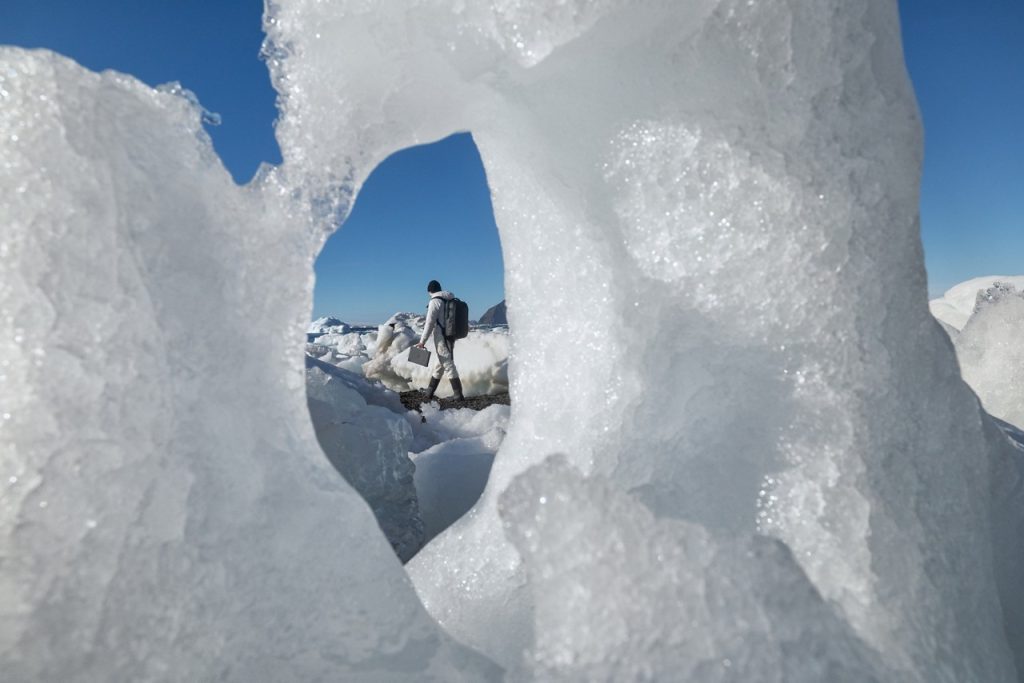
left=316, top=312, right=511, bottom=398
left=407, top=403, right=509, bottom=545
left=307, top=315, right=348, bottom=334
left=929, top=275, right=1024, bottom=331
left=4, top=0, right=1024, bottom=679
left=500, top=456, right=899, bottom=681
left=306, top=365, right=423, bottom=561
left=945, top=281, right=1024, bottom=428
left=302, top=354, right=509, bottom=557
left=0, top=47, right=497, bottom=681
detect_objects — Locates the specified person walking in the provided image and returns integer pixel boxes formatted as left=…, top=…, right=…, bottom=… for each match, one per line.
left=415, top=280, right=464, bottom=401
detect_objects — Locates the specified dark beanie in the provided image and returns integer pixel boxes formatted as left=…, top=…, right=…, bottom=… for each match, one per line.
left=427, top=280, right=442, bottom=293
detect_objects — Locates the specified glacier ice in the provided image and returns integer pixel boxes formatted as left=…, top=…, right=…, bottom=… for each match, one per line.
left=0, top=48, right=497, bottom=681
left=410, top=403, right=509, bottom=544
left=499, top=456, right=899, bottom=682
left=929, top=275, right=1024, bottom=331
left=951, top=282, right=1024, bottom=428
left=3, top=0, right=1024, bottom=680
left=306, top=364, right=423, bottom=561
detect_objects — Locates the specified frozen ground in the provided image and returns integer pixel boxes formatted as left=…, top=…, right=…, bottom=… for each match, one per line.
left=4, top=0, right=1024, bottom=680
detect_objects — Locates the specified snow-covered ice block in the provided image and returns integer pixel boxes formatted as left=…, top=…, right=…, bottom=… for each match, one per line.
left=308, top=315, right=348, bottom=334
left=262, top=0, right=1021, bottom=675
left=499, top=456, right=899, bottom=682
left=5, top=0, right=1024, bottom=676
left=409, top=403, right=509, bottom=543
left=954, top=283, right=1024, bottom=428
left=929, top=275, right=1024, bottom=331
left=413, top=439, right=496, bottom=547
left=0, top=47, right=498, bottom=681
left=306, top=366, right=423, bottom=561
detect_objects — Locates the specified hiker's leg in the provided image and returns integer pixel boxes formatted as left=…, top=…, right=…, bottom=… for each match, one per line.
left=442, top=339, right=463, bottom=400
left=450, top=377, right=464, bottom=401
left=436, top=336, right=458, bottom=380
left=424, top=375, right=441, bottom=400
left=430, top=335, right=447, bottom=380
left=431, top=360, right=445, bottom=380
left=444, top=339, right=459, bottom=379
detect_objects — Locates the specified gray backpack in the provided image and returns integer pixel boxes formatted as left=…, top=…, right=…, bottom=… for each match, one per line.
left=441, top=297, right=470, bottom=340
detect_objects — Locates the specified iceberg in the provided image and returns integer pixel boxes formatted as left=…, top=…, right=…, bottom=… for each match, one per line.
left=929, top=275, right=1024, bottom=331
left=3, top=0, right=1024, bottom=680
left=949, top=281, right=1024, bottom=428
left=307, top=315, right=348, bottom=334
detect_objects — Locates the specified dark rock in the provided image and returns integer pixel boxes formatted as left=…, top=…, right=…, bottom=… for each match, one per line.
left=400, top=390, right=510, bottom=413
left=477, top=299, right=507, bottom=325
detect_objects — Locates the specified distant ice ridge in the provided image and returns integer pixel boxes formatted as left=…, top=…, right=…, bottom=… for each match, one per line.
left=929, top=275, right=1024, bottom=331
left=930, top=278, right=1024, bottom=429
left=4, top=0, right=1024, bottom=681
left=307, top=315, right=348, bottom=334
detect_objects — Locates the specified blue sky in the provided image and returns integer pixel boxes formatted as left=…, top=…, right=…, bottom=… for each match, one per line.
left=899, top=0, right=1023, bottom=296
left=2, top=1, right=1020, bottom=316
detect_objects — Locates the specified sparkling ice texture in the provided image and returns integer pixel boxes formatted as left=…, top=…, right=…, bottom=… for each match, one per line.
left=3, top=0, right=1024, bottom=680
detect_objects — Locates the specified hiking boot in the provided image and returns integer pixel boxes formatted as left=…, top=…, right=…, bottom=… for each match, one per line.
left=450, top=377, right=465, bottom=402
left=424, top=376, right=442, bottom=401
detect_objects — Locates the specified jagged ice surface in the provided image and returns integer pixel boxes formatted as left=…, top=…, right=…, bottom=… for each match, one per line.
left=499, top=457, right=899, bottom=682
left=3, top=0, right=1024, bottom=680
left=306, top=365, right=423, bottom=561
left=929, top=275, right=1024, bottom=332
left=0, top=48, right=497, bottom=681
left=952, top=282, right=1024, bottom=428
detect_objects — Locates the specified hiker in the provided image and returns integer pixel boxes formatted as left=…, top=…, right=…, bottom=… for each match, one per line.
left=415, top=280, right=464, bottom=401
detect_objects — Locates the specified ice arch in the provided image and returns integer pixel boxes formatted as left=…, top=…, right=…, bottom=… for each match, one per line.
left=267, top=0, right=1022, bottom=678
left=2, top=1, right=1022, bottom=681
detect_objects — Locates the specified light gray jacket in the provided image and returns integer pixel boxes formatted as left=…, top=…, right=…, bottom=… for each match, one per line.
left=420, top=291, right=455, bottom=346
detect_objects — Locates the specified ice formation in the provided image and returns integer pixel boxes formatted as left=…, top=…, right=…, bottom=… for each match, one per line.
left=0, top=48, right=497, bottom=681
left=500, top=456, right=900, bottom=681
left=929, top=275, right=1024, bottom=331
left=4, top=0, right=1024, bottom=681
left=950, top=282, right=1024, bottom=428
left=306, top=364, right=423, bottom=561
left=304, top=352, right=509, bottom=554
left=410, top=403, right=509, bottom=544
left=307, top=315, right=348, bottom=334
left=333, top=313, right=509, bottom=397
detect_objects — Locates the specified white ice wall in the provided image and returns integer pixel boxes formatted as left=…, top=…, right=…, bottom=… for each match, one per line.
left=265, top=0, right=1020, bottom=678
left=0, top=49, right=496, bottom=681
left=3, top=0, right=1023, bottom=678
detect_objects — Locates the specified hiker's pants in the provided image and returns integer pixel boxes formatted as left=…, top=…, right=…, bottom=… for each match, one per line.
left=431, top=332, right=459, bottom=380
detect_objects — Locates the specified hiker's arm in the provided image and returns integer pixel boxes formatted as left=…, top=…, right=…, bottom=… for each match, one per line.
left=419, top=301, right=438, bottom=346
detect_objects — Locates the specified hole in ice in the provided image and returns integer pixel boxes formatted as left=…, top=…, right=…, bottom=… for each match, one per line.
left=304, top=133, right=511, bottom=562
